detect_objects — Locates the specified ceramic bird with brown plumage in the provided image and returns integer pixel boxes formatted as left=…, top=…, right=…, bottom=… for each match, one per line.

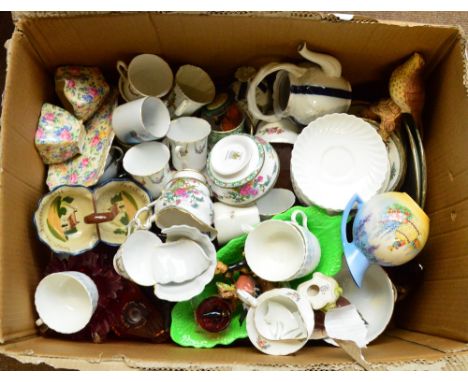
left=389, top=52, right=425, bottom=134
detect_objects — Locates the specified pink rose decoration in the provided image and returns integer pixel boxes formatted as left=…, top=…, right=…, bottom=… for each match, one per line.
left=175, top=188, right=187, bottom=197
left=60, top=130, right=72, bottom=141
left=67, top=79, right=76, bottom=88
left=81, top=158, right=89, bottom=167
left=70, top=173, right=78, bottom=183
left=249, top=188, right=258, bottom=196
left=240, top=184, right=251, bottom=196
left=88, top=87, right=98, bottom=97
left=36, top=128, right=44, bottom=139
left=91, top=136, right=100, bottom=146
left=44, top=112, right=55, bottom=121
left=257, top=176, right=263, bottom=182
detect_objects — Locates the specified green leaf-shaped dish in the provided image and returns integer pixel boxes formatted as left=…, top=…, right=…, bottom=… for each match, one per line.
left=170, top=279, right=247, bottom=348
left=216, top=205, right=344, bottom=288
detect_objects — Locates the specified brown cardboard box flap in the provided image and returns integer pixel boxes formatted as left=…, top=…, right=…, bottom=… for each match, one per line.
left=0, top=333, right=467, bottom=371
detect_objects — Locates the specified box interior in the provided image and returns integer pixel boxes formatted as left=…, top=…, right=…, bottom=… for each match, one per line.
left=0, top=13, right=467, bottom=369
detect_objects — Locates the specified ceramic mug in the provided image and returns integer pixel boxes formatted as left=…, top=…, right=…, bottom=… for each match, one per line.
left=113, top=229, right=163, bottom=286
left=213, top=202, right=260, bottom=244
left=166, top=117, right=211, bottom=171
left=155, top=170, right=216, bottom=240
left=166, top=65, right=216, bottom=117
left=123, top=141, right=172, bottom=198
left=238, top=288, right=315, bottom=356
left=97, top=146, right=124, bottom=185
left=244, top=210, right=321, bottom=282
left=111, top=96, right=170, bottom=144
left=34, top=271, right=99, bottom=334
left=117, top=54, right=173, bottom=101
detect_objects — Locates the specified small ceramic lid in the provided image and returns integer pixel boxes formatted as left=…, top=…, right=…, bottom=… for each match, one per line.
left=207, top=134, right=265, bottom=188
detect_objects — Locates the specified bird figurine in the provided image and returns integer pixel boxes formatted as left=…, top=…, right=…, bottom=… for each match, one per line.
left=389, top=52, right=425, bottom=135
left=360, top=98, right=402, bottom=142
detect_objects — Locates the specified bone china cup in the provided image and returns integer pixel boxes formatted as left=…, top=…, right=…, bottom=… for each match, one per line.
left=245, top=210, right=321, bottom=282
left=111, top=96, right=170, bottom=144
left=238, top=288, right=315, bottom=356
left=166, top=117, right=211, bottom=171
left=35, top=271, right=99, bottom=334
left=123, top=141, right=172, bottom=198
left=117, top=54, right=173, bottom=101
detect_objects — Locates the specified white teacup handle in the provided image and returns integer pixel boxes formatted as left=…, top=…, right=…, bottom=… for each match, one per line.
left=247, top=62, right=307, bottom=123
left=116, top=60, right=129, bottom=79
left=174, top=99, right=189, bottom=117
left=237, top=289, right=258, bottom=308
left=291, top=210, right=308, bottom=229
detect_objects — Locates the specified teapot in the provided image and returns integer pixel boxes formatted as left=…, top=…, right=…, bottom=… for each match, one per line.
left=341, top=192, right=430, bottom=288
left=247, top=42, right=352, bottom=125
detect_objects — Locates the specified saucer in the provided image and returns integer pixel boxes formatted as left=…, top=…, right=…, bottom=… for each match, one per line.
left=386, top=132, right=407, bottom=192
left=291, top=114, right=388, bottom=211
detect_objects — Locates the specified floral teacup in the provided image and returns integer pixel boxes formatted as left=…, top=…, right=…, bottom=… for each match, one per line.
left=155, top=170, right=216, bottom=240
left=55, top=66, right=110, bottom=121
left=35, top=103, right=86, bottom=165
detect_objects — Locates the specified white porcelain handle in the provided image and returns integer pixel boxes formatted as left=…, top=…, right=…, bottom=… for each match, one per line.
left=291, top=210, right=308, bottom=229
left=247, top=62, right=307, bottom=123
left=174, top=99, right=189, bottom=117
left=116, top=60, right=128, bottom=79
left=237, top=289, right=258, bottom=307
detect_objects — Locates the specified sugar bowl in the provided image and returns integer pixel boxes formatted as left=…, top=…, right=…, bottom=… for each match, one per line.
left=206, top=134, right=279, bottom=206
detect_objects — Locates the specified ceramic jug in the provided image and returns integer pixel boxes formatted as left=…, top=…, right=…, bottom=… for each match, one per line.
left=247, top=42, right=352, bottom=125
left=341, top=192, right=430, bottom=288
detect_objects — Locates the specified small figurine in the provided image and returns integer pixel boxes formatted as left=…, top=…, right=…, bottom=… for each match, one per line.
left=360, top=98, right=402, bottom=142
left=389, top=52, right=425, bottom=134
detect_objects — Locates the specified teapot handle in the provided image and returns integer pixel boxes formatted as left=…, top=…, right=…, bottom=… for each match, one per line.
left=341, top=194, right=371, bottom=288
left=247, top=62, right=307, bottom=123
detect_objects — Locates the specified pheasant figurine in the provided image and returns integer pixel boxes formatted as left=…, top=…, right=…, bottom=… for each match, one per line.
left=389, top=52, right=425, bottom=134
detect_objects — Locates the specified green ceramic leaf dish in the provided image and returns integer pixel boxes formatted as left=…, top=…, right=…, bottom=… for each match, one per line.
left=170, top=278, right=247, bottom=348
left=216, top=205, right=344, bottom=288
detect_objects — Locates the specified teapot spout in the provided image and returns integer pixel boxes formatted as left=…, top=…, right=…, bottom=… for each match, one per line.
left=297, top=42, right=343, bottom=78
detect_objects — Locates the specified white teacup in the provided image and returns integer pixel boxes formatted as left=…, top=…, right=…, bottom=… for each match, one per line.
left=112, top=96, right=170, bottom=144
left=166, top=65, right=215, bottom=117
left=117, top=54, right=173, bottom=101
left=213, top=202, right=260, bottom=244
left=244, top=210, right=321, bottom=282
left=255, top=188, right=296, bottom=220
left=123, top=141, right=172, bottom=198
left=34, top=271, right=99, bottom=334
left=113, top=229, right=163, bottom=286
left=166, top=117, right=211, bottom=171
left=238, top=288, right=314, bottom=356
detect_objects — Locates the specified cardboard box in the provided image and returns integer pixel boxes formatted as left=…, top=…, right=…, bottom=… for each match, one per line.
left=0, top=12, right=467, bottom=370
